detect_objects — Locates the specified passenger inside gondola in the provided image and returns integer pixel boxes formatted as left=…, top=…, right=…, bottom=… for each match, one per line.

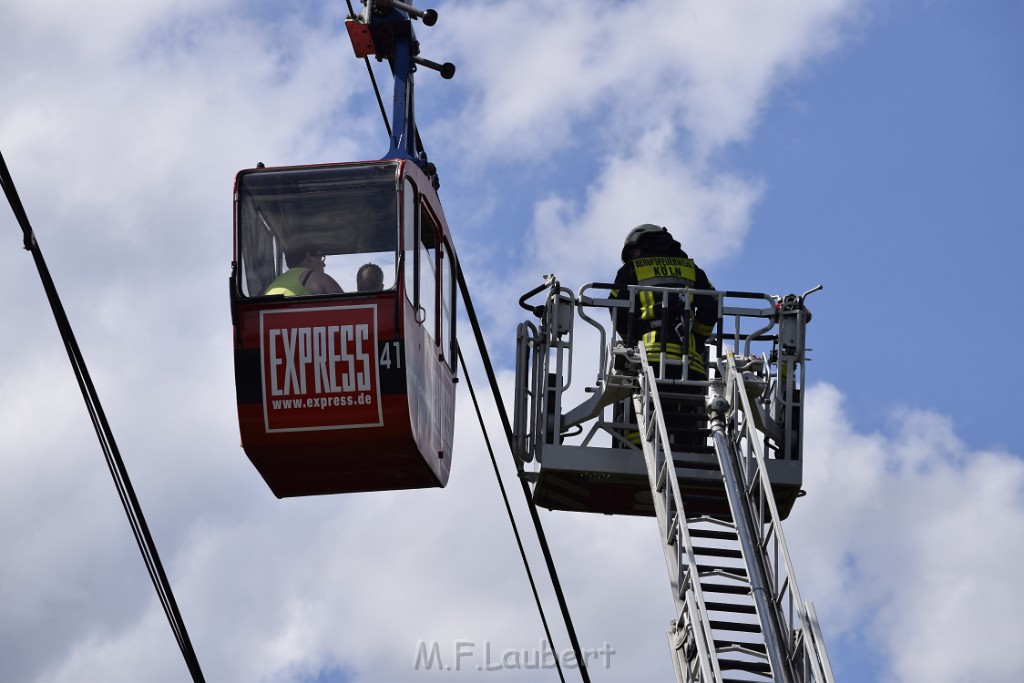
left=236, top=164, right=400, bottom=298
left=356, top=262, right=384, bottom=291
left=262, top=244, right=344, bottom=296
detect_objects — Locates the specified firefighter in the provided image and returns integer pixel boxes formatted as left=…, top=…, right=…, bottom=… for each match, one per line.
left=610, top=224, right=717, bottom=448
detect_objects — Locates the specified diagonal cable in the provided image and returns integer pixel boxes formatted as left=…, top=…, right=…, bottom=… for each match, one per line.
left=457, top=348, right=566, bottom=683
left=345, top=0, right=393, bottom=138
left=457, top=264, right=592, bottom=683
left=0, top=148, right=205, bottom=682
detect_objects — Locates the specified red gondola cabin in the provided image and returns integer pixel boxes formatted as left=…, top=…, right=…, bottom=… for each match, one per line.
left=231, top=159, right=457, bottom=497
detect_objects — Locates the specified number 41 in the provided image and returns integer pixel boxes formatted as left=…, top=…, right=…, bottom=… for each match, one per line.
left=379, top=341, right=402, bottom=369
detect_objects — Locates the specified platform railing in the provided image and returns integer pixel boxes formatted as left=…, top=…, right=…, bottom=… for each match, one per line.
left=514, top=277, right=802, bottom=466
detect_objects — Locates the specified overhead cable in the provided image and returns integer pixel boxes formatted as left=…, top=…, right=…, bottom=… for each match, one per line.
left=0, top=148, right=206, bottom=683
left=346, top=0, right=393, bottom=138
left=457, top=348, right=567, bottom=683
left=457, top=265, right=592, bottom=683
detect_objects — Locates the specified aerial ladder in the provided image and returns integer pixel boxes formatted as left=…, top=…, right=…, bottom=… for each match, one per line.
left=513, top=276, right=833, bottom=682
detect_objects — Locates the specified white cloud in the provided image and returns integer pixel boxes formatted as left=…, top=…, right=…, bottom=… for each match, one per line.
left=671, top=0, right=863, bottom=154
left=435, top=0, right=865, bottom=164
left=1, top=4, right=365, bottom=244
left=434, top=0, right=860, bottom=316
left=528, top=124, right=763, bottom=288
left=789, top=384, right=1024, bottom=682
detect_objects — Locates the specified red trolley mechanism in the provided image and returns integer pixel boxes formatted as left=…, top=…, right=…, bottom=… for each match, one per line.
left=230, top=1, right=458, bottom=498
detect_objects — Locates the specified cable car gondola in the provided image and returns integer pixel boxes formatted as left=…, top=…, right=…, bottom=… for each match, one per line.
left=230, top=1, right=458, bottom=498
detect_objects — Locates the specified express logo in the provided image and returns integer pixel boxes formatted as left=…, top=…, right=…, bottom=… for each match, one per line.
left=260, top=305, right=382, bottom=432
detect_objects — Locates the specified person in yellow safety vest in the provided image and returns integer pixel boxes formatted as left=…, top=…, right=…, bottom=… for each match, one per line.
left=262, top=244, right=344, bottom=296
left=610, top=224, right=717, bottom=448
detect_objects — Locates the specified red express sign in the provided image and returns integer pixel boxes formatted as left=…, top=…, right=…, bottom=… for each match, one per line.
left=260, top=305, right=382, bottom=432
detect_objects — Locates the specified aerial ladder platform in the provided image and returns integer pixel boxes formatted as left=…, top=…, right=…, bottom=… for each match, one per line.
left=513, top=276, right=834, bottom=682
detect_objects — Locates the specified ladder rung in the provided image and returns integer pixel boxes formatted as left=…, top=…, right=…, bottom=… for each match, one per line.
left=687, top=515, right=737, bottom=528
left=710, top=619, right=763, bottom=633
left=704, top=601, right=757, bottom=614
left=691, top=545, right=743, bottom=559
left=691, top=563, right=749, bottom=577
left=689, top=528, right=738, bottom=541
left=700, top=583, right=752, bottom=596
left=714, top=640, right=766, bottom=653
left=718, top=657, right=772, bottom=675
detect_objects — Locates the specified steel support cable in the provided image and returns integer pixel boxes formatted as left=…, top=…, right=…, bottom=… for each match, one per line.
left=456, top=349, right=566, bottom=683
left=456, top=265, right=591, bottom=683
left=365, top=58, right=393, bottom=138
left=345, top=0, right=394, bottom=139
left=0, top=149, right=205, bottom=683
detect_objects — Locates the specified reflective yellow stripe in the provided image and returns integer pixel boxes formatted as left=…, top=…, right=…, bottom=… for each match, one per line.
left=643, top=338, right=684, bottom=360
left=639, top=290, right=655, bottom=320
left=638, top=337, right=705, bottom=374
left=688, top=336, right=706, bottom=374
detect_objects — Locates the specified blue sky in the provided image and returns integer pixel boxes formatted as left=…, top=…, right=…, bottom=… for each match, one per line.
left=717, top=1, right=1024, bottom=450
left=1, top=1, right=1022, bottom=682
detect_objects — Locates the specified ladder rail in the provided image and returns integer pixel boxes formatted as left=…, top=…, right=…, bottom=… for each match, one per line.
left=709, top=418, right=797, bottom=683
left=634, top=363, right=723, bottom=682
left=718, top=350, right=835, bottom=683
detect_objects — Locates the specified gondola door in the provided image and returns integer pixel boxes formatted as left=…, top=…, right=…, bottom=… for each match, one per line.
left=401, top=174, right=457, bottom=489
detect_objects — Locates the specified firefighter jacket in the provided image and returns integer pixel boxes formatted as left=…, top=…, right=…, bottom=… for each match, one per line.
left=610, top=251, right=716, bottom=377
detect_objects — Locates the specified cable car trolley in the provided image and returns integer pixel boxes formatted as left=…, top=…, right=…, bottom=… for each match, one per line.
left=230, top=1, right=458, bottom=498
